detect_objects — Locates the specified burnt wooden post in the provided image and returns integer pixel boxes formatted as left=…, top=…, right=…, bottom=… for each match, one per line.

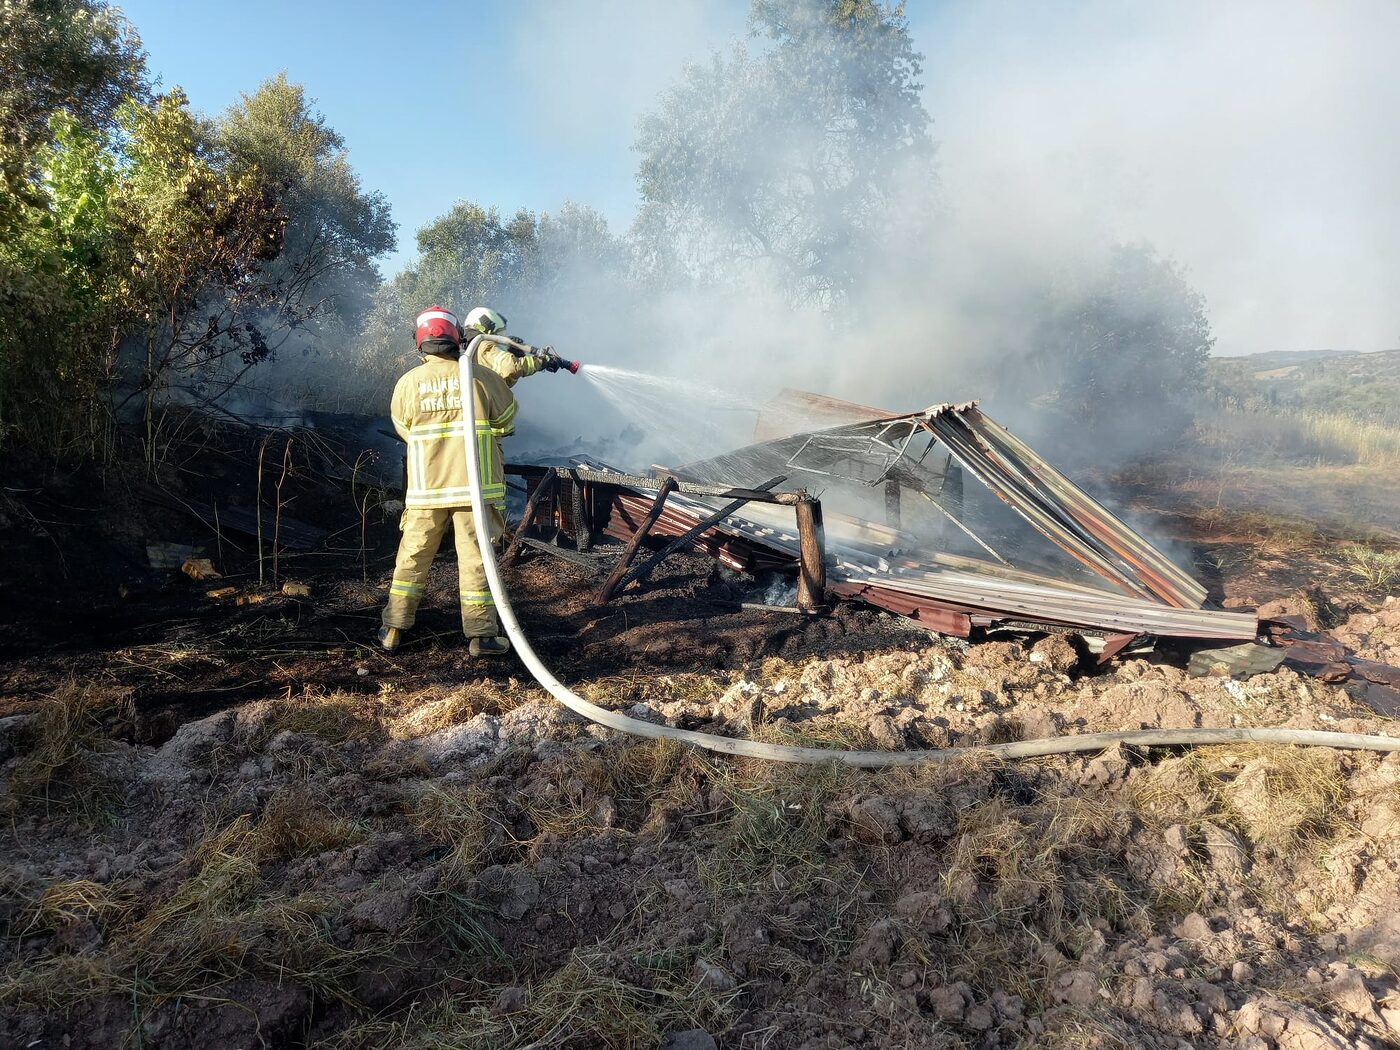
left=884, top=479, right=901, bottom=530
left=595, top=476, right=678, bottom=604
left=503, top=472, right=558, bottom=565
left=795, top=497, right=827, bottom=613
left=570, top=473, right=592, bottom=551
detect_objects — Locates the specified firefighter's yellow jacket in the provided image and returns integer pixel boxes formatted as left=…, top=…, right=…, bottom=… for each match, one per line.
left=390, top=345, right=531, bottom=510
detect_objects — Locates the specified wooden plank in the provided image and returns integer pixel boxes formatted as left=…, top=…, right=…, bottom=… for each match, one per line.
left=595, top=476, right=678, bottom=604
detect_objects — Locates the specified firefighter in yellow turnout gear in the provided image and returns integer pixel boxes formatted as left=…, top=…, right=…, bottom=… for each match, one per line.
left=378, top=305, right=555, bottom=656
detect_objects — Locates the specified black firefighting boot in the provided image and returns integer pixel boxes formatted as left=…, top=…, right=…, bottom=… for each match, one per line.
left=469, top=635, right=511, bottom=657
left=377, top=626, right=403, bottom=652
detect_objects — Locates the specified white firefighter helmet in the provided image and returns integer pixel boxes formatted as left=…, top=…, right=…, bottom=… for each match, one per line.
left=464, top=306, right=508, bottom=334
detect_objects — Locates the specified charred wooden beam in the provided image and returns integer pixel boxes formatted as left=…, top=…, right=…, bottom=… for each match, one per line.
left=595, top=476, right=679, bottom=604
left=571, top=476, right=592, bottom=551
left=503, top=472, right=558, bottom=566
left=616, top=474, right=787, bottom=594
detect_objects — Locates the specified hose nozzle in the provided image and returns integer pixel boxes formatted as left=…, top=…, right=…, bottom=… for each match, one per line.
left=561, top=358, right=581, bottom=375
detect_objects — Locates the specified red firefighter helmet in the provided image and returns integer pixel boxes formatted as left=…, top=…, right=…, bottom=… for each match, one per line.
left=415, top=306, right=461, bottom=348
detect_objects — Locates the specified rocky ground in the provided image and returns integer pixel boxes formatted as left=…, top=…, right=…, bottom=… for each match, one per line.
left=3, top=440, right=1400, bottom=1049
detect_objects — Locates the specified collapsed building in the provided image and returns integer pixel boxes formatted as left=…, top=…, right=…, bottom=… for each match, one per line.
left=507, top=391, right=1259, bottom=657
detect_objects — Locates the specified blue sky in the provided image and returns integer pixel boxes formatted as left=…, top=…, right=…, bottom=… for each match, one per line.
left=121, top=0, right=751, bottom=274
left=120, top=0, right=1399, bottom=353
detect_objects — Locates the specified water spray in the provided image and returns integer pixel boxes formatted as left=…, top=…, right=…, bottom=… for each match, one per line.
left=458, top=334, right=1400, bottom=766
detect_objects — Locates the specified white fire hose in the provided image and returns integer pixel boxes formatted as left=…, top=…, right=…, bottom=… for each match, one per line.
left=459, top=336, right=1400, bottom=766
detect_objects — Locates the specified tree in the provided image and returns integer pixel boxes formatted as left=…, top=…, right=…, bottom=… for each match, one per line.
left=0, top=110, right=126, bottom=452
left=1, top=0, right=145, bottom=229
left=988, top=244, right=1214, bottom=460
left=348, top=200, right=622, bottom=408
left=0, top=0, right=146, bottom=451
left=112, top=89, right=286, bottom=462
left=632, top=0, right=933, bottom=306
left=217, top=74, right=394, bottom=342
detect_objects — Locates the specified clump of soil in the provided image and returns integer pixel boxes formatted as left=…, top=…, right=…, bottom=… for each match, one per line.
left=1335, top=596, right=1400, bottom=665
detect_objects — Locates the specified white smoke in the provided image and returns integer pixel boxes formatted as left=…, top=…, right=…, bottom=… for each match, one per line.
left=913, top=0, right=1400, bottom=356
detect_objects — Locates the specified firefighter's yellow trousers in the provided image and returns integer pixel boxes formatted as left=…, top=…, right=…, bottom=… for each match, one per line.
left=382, top=506, right=504, bottom=637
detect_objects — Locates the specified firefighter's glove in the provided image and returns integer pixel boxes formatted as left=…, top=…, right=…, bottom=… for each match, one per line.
left=538, top=346, right=563, bottom=372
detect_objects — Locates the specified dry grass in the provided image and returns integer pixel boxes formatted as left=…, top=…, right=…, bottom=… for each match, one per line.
left=1028, top=1011, right=1144, bottom=1049
left=386, top=682, right=534, bottom=740
left=255, top=688, right=385, bottom=746
left=20, top=878, right=134, bottom=936
left=319, top=945, right=734, bottom=1050
left=520, top=737, right=698, bottom=840
left=1339, top=543, right=1400, bottom=591
left=0, top=787, right=371, bottom=1013
left=1299, top=412, right=1400, bottom=469
left=405, top=783, right=498, bottom=875
left=2, top=680, right=130, bottom=817
left=1131, top=745, right=1349, bottom=857
left=933, top=787, right=1141, bottom=1008
left=698, top=754, right=863, bottom=900
left=1198, top=408, right=1400, bottom=470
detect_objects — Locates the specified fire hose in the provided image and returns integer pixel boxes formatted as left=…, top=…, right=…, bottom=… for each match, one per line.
left=458, top=335, right=1400, bottom=766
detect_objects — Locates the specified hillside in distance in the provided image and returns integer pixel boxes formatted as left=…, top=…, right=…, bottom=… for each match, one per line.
left=1207, top=348, right=1400, bottom=426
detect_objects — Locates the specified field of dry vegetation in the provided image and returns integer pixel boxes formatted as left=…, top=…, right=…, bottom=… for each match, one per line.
left=3, top=476, right=1400, bottom=1048
left=3, top=353, right=1400, bottom=1049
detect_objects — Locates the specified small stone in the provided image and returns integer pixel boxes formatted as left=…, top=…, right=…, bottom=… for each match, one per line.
left=1054, top=970, right=1100, bottom=1008
left=693, top=959, right=738, bottom=993
left=926, top=982, right=969, bottom=1023
left=851, top=918, right=899, bottom=968
left=1231, top=961, right=1257, bottom=983
left=1175, top=912, right=1213, bottom=941
left=1164, top=824, right=1191, bottom=855
left=847, top=796, right=902, bottom=845
left=281, top=581, right=311, bottom=598
left=1324, top=968, right=1376, bottom=1018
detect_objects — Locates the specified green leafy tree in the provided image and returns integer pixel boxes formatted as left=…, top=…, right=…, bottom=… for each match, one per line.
left=0, top=110, right=125, bottom=451
left=112, top=89, right=285, bottom=461
left=633, top=0, right=933, bottom=306
left=1, top=0, right=145, bottom=230
left=217, top=73, right=394, bottom=342
left=0, top=0, right=145, bottom=450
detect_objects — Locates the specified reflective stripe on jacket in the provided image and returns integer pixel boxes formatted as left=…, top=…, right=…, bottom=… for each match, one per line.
left=390, top=350, right=518, bottom=510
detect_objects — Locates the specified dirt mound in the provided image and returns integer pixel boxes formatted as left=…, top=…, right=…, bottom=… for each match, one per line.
left=1335, top=596, right=1400, bottom=665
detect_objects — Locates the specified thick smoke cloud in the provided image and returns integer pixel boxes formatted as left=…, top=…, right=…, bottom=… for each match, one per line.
left=914, top=0, right=1400, bottom=356
left=370, top=1, right=1398, bottom=478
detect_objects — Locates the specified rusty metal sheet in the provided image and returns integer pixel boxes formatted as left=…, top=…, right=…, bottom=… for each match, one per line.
left=830, top=581, right=973, bottom=637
